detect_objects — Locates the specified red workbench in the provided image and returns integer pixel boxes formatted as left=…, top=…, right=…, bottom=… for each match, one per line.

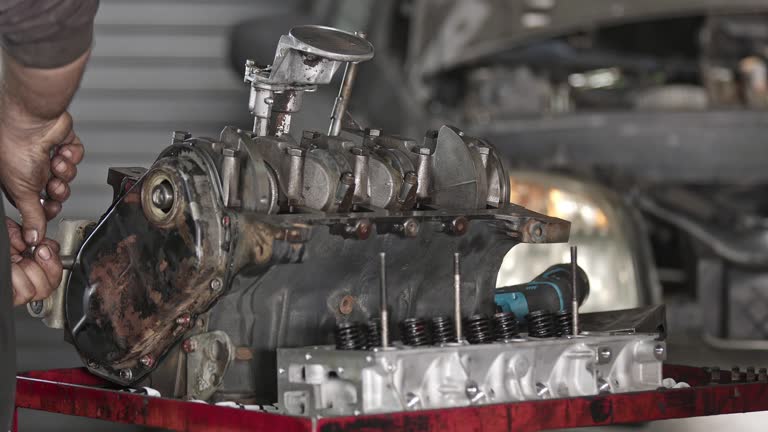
left=13, top=365, right=768, bottom=431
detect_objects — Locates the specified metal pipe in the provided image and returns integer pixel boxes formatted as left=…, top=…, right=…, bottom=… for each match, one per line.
left=61, top=254, right=75, bottom=270
left=379, top=252, right=389, bottom=348
left=454, top=252, right=463, bottom=342
left=328, top=32, right=366, bottom=136
left=570, top=246, right=579, bottom=336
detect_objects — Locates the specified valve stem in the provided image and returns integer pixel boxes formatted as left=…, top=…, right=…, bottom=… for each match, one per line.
left=454, top=252, right=463, bottom=342
left=380, top=252, right=389, bottom=348
left=570, top=245, right=579, bottom=336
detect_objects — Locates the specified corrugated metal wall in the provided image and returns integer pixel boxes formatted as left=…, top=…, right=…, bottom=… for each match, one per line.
left=63, top=0, right=298, bottom=220
left=16, top=1, right=296, bottom=430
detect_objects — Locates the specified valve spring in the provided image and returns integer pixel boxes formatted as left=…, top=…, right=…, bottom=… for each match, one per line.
left=465, top=314, right=494, bottom=344
left=367, top=319, right=382, bottom=348
left=493, top=312, right=519, bottom=341
left=526, top=310, right=556, bottom=338
left=555, top=309, right=573, bottom=337
left=400, top=317, right=433, bottom=346
left=335, top=321, right=368, bottom=350
left=431, top=316, right=456, bottom=344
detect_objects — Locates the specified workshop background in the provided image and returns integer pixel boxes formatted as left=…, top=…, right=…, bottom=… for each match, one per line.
left=10, top=0, right=768, bottom=430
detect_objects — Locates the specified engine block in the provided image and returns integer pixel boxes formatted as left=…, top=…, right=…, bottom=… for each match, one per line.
left=57, top=25, right=573, bottom=403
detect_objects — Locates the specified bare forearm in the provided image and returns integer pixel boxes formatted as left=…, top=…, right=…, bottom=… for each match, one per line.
left=0, top=49, right=90, bottom=125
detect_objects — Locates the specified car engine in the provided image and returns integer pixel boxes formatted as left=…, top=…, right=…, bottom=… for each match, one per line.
left=32, top=25, right=664, bottom=409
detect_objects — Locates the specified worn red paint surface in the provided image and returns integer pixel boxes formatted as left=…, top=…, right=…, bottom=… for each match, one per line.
left=14, top=365, right=768, bottom=432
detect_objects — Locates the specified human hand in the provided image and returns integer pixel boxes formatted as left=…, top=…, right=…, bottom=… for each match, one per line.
left=5, top=218, right=62, bottom=306
left=0, top=110, right=84, bottom=246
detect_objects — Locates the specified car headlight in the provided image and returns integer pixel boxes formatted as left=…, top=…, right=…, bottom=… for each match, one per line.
left=497, top=170, right=657, bottom=312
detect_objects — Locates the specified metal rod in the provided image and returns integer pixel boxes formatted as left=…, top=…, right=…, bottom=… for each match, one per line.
left=380, top=252, right=389, bottom=348
left=62, top=255, right=75, bottom=270
left=570, top=246, right=579, bottom=335
left=454, top=252, right=463, bottom=342
left=328, top=32, right=366, bottom=136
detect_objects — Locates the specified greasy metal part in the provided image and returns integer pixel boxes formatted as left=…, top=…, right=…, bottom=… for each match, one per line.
left=220, top=148, right=242, bottom=208
left=379, top=252, right=389, bottom=349
left=185, top=331, right=235, bottom=401
left=397, top=171, right=418, bottom=209
left=151, top=182, right=174, bottom=212
left=61, top=25, right=571, bottom=401
left=571, top=245, right=579, bottom=336
left=415, top=146, right=433, bottom=203
left=328, top=31, right=366, bottom=136
left=351, top=147, right=370, bottom=205
left=60, top=255, right=75, bottom=270
left=333, top=172, right=356, bottom=212
left=278, top=333, right=664, bottom=416
left=285, top=147, right=306, bottom=208
left=244, top=26, right=373, bottom=137
left=454, top=252, right=463, bottom=342
left=268, top=91, right=303, bottom=137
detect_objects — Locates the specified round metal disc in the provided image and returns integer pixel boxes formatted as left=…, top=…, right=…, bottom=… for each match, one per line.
left=289, top=25, right=374, bottom=62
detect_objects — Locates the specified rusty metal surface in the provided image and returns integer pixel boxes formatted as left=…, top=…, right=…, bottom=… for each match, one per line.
left=13, top=365, right=768, bottom=432
left=66, top=145, right=231, bottom=386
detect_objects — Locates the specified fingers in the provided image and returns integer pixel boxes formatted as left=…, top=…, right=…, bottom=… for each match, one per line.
left=50, top=154, right=78, bottom=182
left=46, top=177, right=70, bottom=202
left=10, top=244, right=62, bottom=305
left=57, top=135, right=84, bottom=165
left=5, top=217, right=26, bottom=253
left=15, top=194, right=47, bottom=246
left=44, top=200, right=62, bottom=221
left=40, top=238, right=60, bottom=255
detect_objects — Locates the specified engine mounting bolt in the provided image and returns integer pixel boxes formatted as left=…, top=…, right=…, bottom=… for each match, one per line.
left=598, top=347, right=612, bottom=363
left=347, top=219, right=372, bottom=240
left=140, top=355, right=154, bottom=368
left=403, top=218, right=420, bottom=237
left=210, top=278, right=223, bottom=291
left=119, top=368, right=133, bottom=381
left=597, top=378, right=611, bottom=393
left=465, top=381, right=483, bottom=403
left=535, top=383, right=550, bottom=399
left=449, top=217, right=468, bottom=235
left=405, top=392, right=420, bottom=409
left=182, top=339, right=197, bottom=353
left=175, top=314, right=192, bottom=328
left=653, top=344, right=666, bottom=360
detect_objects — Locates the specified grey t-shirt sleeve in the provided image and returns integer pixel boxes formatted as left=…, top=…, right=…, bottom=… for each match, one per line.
left=0, top=0, right=99, bottom=68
